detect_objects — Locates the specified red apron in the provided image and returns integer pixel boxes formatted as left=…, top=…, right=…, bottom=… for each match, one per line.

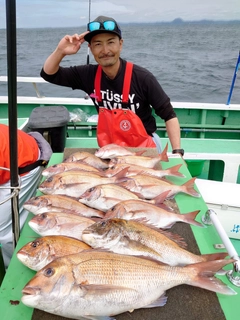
left=95, top=62, right=156, bottom=148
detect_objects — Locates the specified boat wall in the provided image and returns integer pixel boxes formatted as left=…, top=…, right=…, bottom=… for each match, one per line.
left=0, top=100, right=240, bottom=139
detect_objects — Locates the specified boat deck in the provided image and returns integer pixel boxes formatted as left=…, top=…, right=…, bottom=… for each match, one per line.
left=0, top=117, right=29, bottom=130
left=0, top=152, right=240, bottom=319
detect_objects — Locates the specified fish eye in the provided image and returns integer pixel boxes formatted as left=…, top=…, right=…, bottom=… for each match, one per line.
left=41, top=213, right=47, bottom=219
left=47, top=177, right=53, bottom=182
left=52, top=164, right=57, bottom=168
left=31, top=240, right=40, bottom=248
left=100, top=221, right=107, bottom=227
left=89, top=187, right=95, bottom=192
left=44, top=267, right=54, bottom=277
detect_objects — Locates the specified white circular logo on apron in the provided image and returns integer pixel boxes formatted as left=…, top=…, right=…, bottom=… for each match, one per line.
left=120, top=120, right=131, bottom=131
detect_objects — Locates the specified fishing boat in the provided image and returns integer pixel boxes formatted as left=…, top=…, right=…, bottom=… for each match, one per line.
left=1, top=76, right=240, bottom=320
left=1, top=1, right=240, bottom=320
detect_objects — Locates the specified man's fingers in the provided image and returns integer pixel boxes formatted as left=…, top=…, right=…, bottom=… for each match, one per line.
left=65, top=32, right=89, bottom=44
left=79, top=31, right=90, bottom=43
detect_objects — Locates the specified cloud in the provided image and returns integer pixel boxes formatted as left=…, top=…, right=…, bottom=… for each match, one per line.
left=0, top=0, right=240, bottom=29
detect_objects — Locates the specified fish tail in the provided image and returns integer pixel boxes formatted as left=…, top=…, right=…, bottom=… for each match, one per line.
left=186, top=259, right=236, bottom=295
left=167, top=164, right=185, bottom=177
left=182, top=177, right=201, bottom=197
left=158, top=144, right=169, bottom=162
left=201, top=252, right=229, bottom=261
left=182, top=210, right=203, bottom=227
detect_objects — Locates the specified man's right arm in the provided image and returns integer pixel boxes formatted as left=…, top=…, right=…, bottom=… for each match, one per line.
left=42, top=32, right=89, bottom=75
left=43, top=49, right=65, bottom=75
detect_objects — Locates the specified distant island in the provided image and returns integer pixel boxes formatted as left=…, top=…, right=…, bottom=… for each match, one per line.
left=171, top=18, right=240, bottom=24
left=122, top=18, right=240, bottom=26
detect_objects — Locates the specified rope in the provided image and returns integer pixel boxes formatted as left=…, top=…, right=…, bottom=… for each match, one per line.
left=0, top=166, right=21, bottom=205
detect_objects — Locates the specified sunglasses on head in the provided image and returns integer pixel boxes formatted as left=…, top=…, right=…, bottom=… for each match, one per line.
left=87, top=20, right=119, bottom=32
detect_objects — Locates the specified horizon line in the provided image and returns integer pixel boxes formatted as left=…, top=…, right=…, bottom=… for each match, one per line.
left=0, top=18, right=240, bottom=30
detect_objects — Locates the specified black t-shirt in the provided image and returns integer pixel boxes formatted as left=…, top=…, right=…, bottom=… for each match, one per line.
left=40, top=58, right=176, bottom=135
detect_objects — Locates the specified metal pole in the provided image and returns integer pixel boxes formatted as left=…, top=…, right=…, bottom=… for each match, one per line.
left=203, top=209, right=240, bottom=287
left=5, top=0, right=20, bottom=247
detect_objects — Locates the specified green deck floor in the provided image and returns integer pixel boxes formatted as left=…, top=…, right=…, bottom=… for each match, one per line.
left=0, top=118, right=29, bottom=129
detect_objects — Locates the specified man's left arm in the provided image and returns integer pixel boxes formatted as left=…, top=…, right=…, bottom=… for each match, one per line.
left=165, top=117, right=181, bottom=151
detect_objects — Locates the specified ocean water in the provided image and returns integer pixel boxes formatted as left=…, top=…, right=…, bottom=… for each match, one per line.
left=0, top=22, right=240, bottom=104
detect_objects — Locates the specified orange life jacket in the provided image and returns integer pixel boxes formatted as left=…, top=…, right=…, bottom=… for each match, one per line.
left=0, top=124, right=39, bottom=184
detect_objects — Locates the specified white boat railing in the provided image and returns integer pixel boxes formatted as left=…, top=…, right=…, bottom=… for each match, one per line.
left=1, top=76, right=240, bottom=110
left=202, top=209, right=240, bottom=287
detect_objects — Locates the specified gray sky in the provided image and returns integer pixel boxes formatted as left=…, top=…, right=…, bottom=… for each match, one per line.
left=0, top=0, right=240, bottom=29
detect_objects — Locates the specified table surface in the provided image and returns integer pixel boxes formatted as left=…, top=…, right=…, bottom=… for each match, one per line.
left=0, top=152, right=240, bottom=320
left=65, top=137, right=240, bottom=154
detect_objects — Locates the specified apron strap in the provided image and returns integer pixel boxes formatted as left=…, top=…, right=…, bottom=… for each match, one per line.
left=122, top=62, right=133, bottom=104
left=94, top=62, right=133, bottom=106
left=95, top=65, right=103, bottom=102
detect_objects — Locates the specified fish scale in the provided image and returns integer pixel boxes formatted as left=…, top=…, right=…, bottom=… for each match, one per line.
left=82, top=219, right=228, bottom=266
left=104, top=199, right=202, bottom=229
left=23, top=194, right=104, bottom=218
left=119, top=174, right=200, bottom=199
left=78, top=183, right=142, bottom=212
left=21, top=251, right=235, bottom=320
left=38, top=169, right=128, bottom=198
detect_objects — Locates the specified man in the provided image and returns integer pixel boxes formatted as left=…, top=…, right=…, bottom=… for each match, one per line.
left=0, top=124, right=52, bottom=267
left=40, top=15, right=184, bottom=156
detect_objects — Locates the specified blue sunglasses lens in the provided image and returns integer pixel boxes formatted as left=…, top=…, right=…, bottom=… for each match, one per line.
left=103, top=21, right=116, bottom=31
left=88, top=21, right=101, bottom=31
left=88, top=20, right=117, bottom=32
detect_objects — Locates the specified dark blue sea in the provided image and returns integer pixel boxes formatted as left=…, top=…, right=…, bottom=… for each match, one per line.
left=0, top=21, right=240, bottom=104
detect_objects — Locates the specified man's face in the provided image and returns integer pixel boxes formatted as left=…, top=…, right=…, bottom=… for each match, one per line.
left=89, top=33, right=123, bottom=68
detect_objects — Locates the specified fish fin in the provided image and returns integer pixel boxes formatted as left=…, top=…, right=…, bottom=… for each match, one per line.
left=166, top=164, right=185, bottom=177
left=104, top=196, right=133, bottom=204
left=158, top=143, right=169, bottom=162
left=181, top=177, right=201, bottom=198
left=185, top=259, right=237, bottom=295
left=135, top=150, right=147, bottom=156
left=156, top=229, right=188, bottom=249
left=112, top=167, right=131, bottom=182
left=152, top=201, right=174, bottom=212
left=161, top=223, right=174, bottom=229
left=142, top=293, right=168, bottom=308
left=83, top=315, right=116, bottom=320
left=128, top=190, right=146, bottom=199
left=90, top=212, right=106, bottom=219
left=118, top=180, right=138, bottom=190
left=90, top=217, right=104, bottom=223
left=79, top=283, right=137, bottom=296
left=63, top=182, right=86, bottom=189
left=96, top=233, right=163, bottom=260
left=120, top=236, right=163, bottom=259
left=131, top=217, right=160, bottom=229
left=181, top=210, right=203, bottom=227
left=152, top=190, right=171, bottom=204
